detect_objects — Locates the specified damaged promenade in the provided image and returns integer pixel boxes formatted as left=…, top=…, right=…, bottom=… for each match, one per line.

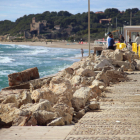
left=1, top=48, right=140, bottom=139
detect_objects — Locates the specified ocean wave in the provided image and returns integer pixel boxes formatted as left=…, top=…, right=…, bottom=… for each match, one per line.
left=1, top=44, right=16, bottom=48
left=0, top=56, right=15, bottom=63
left=18, top=45, right=33, bottom=48
left=0, top=70, right=17, bottom=77
left=29, top=49, right=49, bottom=55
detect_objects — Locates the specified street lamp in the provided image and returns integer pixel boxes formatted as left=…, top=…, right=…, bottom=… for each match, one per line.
left=88, top=0, right=90, bottom=56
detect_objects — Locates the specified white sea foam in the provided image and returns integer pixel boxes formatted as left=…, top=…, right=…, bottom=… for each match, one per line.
left=30, top=49, right=49, bottom=55
left=0, top=56, right=15, bottom=63
left=18, top=45, right=32, bottom=48
left=0, top=70, right=17, bottom=77
left=74, top=54, right=82, bottom=58
left=2, top=44, right=16, bottom=48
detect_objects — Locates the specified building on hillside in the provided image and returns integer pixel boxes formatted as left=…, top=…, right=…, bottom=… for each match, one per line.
left=7, top=36, right=16, bottom=41
left=99, top=18, right=112, bottom=24
left=24, top=31, right=32, bottom=39
left=95, top=11, right=104, bottom=14
left=30, top=17, right=47, bottom=35
left=54, top=25, right=61, bottom=30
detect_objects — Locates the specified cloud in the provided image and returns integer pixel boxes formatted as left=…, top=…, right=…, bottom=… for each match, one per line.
left=0, top=0, right=139, bottom=21
left=0, top=14, right=7, bottom=17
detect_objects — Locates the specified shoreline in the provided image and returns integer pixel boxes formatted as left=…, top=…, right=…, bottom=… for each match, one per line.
left=0, top=42, right=88, bottom=90
left=0, top=41, right=96, bottom=50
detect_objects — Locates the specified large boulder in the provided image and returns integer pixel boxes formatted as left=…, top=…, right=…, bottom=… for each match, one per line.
left=94, top=59, right=114, bottom=70
left=2, top=94, right=17, bottom=105
left=71, top=75, right=82, bottom=86
left=112, top=60, right=131, bottom=71
left=0, top=104, right=32, bottom=126
left=49, top=77, right=72, bottom=96
left=88, top=101, right=100, bottom=110
left=72, top=87, right=91, bottom=111
left=2, top=90, right=32, bottom=108
left=13, top=114, right=37, bottom=126
left=86, top=54, right=95, bottom=62
left=92, top=80, right=106, bottom=87
left=33, top=110, right=56, bottom=125
left=101, top=49, right=123, bottom=61
left=95, top=70, right=109, bottom=86
left=89, top=85, right=102, bottom=97
left=20, top=100, right=53, bottom=112
left=53, top=103, right=74, bottom=125
left=75, top=68, right=95, bottom=77
left=49, top=77, right=73, bottom=106
left=81, top=61, right=95, bottom=70
left=58, top=68, right=74, bottom=79
left=17, top=90, right=32, bottom=107
left=135, top=59, right=140, bottom=70
left=123, top=50, right=133, bottom=61
left=8, top=67, right=39, bottom=86
left=70, top=61, right=82, bottom=70
left=31, top=88, right=57, bottom=104
left=53, top=103, right=74, bottom=117
left=114, top=49, right=123, bottom=61
left=71, top=75, right=94, bottom=87
left=101, top=50, right=114, bottom=59
left=106, top=69, right=127, bottom=82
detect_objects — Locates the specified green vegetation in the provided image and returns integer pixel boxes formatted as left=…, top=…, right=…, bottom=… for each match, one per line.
left=0, top=8, right=140, bottom=41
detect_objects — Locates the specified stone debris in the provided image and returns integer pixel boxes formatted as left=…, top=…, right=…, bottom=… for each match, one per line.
left=1, top=48, right=138, bottom=127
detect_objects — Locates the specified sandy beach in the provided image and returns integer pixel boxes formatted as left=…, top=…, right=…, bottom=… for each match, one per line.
left=0, top=41, right=97, bottom=50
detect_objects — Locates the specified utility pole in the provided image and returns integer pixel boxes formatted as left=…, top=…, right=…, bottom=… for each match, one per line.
left=88, top=0, right=90, bottom=56
left=130, top=11, right=132, bottom=26
left=116, top=17, right=117, bottom=29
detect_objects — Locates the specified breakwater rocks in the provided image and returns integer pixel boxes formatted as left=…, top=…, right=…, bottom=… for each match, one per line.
left=8, top=67, right=39, bottom=86
left=0, top=48, right=139, bottom=127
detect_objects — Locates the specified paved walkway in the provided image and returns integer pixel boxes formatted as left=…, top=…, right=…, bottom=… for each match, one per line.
left=66, top=72, right=140, bottom=140
left=0, top=72, right=140, bottom=140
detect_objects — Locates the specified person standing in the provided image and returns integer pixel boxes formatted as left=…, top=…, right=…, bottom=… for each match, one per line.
left=108, top=34, right=116, bottom=50
left=81, top=48, right=84, bottom=57
left=106, top=32, right=112, bottom=49
left=120, top=34, right=124, bottom=43
left=135, top=34, right=140, bottom=45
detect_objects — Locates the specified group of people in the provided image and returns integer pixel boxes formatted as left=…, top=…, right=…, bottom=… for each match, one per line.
left=107, top=32, right=140, bottom=50
left=106, top=32, right=125, bottom=50
left=80, top=33, right=140, bottom=57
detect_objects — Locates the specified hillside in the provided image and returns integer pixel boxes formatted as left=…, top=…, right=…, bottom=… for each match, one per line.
left=0, top=8, right=140, bottom=41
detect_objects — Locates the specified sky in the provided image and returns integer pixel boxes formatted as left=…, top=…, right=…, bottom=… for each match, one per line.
left=0, top=0, right=140, bottom=22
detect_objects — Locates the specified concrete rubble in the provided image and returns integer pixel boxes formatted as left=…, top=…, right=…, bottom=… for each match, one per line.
left=0, top=48, right=139, bottom=127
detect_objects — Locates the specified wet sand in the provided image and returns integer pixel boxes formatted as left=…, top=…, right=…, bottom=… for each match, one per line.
left=0, top=41, right=96, bottom=50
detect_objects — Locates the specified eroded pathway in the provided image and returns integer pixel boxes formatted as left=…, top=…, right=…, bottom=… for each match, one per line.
left=66, top=72, right=140, bottom=140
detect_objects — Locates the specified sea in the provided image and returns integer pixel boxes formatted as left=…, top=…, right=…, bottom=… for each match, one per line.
left=0, top=44, right=89, bottom=90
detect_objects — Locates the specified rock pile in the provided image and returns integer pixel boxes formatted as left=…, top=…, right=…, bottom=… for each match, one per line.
left=0, top=48, right=137, bottom=127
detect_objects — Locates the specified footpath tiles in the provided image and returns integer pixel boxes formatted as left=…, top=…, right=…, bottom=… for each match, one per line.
left=0, top=126, right=74, bottom=140
left=66, top=73, right=140, bottom=140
